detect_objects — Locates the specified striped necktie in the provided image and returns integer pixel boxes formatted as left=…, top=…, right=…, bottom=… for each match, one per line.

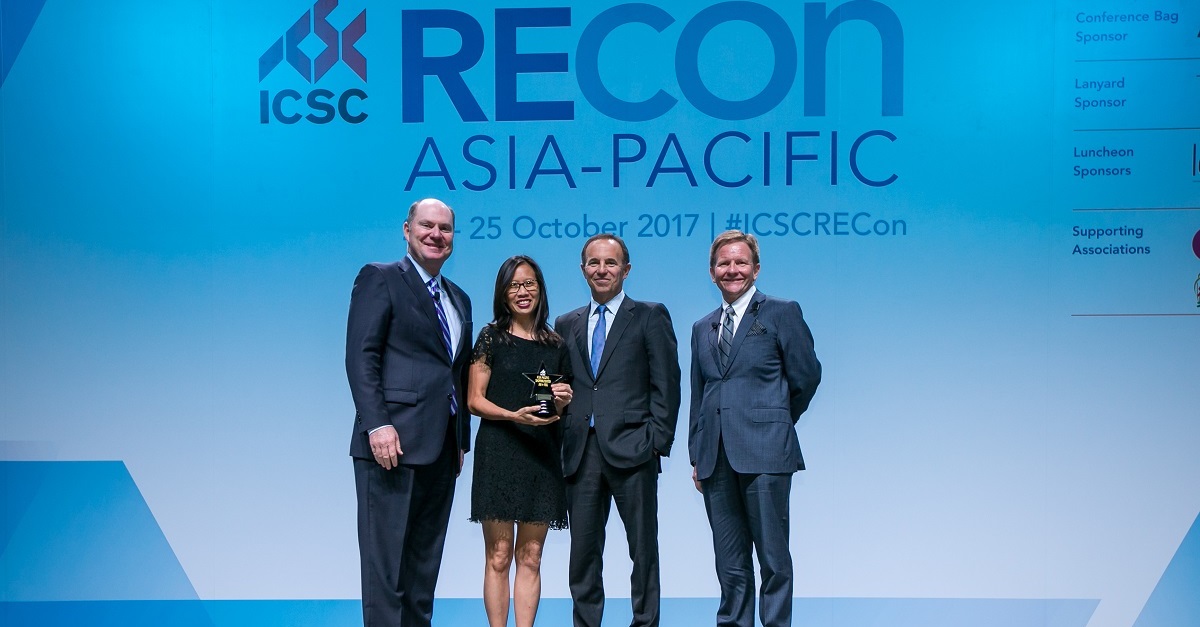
left=719, top=305, right=735, bottom=370
left=427, top=278, right=458, bottom=416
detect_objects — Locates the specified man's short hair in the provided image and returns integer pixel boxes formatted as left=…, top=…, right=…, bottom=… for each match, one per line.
left=580, top=233, right=630, bottom=266
left=709, top=230, right=760, bottom=268
left=406, top=198, right=455, bottom=225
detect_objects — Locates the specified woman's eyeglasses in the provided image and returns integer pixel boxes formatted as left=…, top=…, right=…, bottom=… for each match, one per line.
left=507, top=279, right=539, bottom=293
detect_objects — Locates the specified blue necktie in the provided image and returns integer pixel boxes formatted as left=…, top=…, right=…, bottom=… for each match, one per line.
left=590, top=304, right=607, bottom=377
left=427, top=278, right=458, bottom=416
left=589, top=305, right=606, bottom=428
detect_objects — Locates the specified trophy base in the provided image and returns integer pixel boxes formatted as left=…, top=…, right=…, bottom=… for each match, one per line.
left=533, top=400, right=557, bottom=418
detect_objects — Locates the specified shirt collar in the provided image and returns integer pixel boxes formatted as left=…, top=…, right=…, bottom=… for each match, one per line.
left=724, top=286, right=757, bottom=318
left=406, top=254, right=438, bottom=287
left=591, top=291, right=626, bottom=317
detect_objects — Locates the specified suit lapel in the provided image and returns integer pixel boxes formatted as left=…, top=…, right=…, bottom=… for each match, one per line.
left=399, top=257, right=450, bottom=365
left=706, top=308, right=723, bottom=372
left=571, top=307, right=592, bottom=383
left=442, top=278, right=469, bottom=360
left=595, top=299, right=634, bottom=379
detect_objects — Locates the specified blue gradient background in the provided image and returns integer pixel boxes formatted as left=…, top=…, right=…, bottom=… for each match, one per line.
left=1, top=0, right=1197, bottom=626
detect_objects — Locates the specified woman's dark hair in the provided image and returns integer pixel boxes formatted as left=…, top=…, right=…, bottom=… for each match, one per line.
left=491, top=255, right=561, bottom=345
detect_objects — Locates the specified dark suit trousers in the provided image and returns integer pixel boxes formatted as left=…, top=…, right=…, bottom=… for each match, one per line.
left=354, top=425, right=458, bottom=627
left=701, top=441, right=793, bottom=627
left=566, top=431, right=661, bottom=627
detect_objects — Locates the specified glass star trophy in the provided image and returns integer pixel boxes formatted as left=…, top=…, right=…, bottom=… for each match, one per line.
left=523, top=361, right=564, bottom=418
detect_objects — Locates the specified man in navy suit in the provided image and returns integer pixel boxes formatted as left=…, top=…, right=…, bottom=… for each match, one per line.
left=689, top=230, right=821, bottom=627
left=555, top=234, right=681, bottom=627
left=346, top=198, right=473, bottom=627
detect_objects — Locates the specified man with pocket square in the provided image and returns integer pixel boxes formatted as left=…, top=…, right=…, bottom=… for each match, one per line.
left=688, top=230, right=821, bottom=627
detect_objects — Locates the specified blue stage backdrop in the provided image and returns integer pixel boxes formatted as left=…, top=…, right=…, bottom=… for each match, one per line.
left=2, top=1, right=1198, bottom=626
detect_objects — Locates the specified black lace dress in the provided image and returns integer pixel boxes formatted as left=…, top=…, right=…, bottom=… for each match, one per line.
left=469, top=324, right=571, bottom=529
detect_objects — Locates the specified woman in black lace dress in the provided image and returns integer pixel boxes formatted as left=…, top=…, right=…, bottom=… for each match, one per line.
left=466, top=255, right=573, bottom=627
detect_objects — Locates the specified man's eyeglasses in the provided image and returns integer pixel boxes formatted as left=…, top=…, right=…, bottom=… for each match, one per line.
left=507, top=279, right=539, bottom=293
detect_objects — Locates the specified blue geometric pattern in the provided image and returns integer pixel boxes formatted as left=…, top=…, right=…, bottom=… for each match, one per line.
left=0, top=462, right=198, bottom=601
left=0, top=0, right=47, bottom=85
left=1133, top=512, right=1200, bottom=627
left=0, top=462, right=1105, bottom=626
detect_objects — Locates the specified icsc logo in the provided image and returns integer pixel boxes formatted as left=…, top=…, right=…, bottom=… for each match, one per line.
left=258, top=0, right=367, bottom=124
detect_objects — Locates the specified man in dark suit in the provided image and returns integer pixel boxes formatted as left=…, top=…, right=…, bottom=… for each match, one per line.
left=554, top=233, right=681, bottom=627
left=345, top=198, right=472, bottom=627
left=689, top=230, right=821, bottom=627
